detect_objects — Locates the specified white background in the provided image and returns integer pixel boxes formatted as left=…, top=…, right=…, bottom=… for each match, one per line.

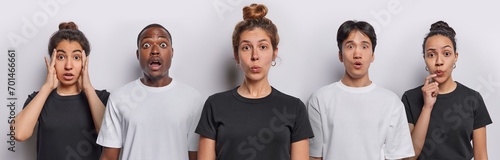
left=1, top=0, right=498, bottom=159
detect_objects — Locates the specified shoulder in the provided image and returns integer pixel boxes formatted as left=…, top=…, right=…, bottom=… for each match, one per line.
left=272, top=88, right=304, bottom=106
left=206, top=89, right=233, bottom=102
left=456, top=82, right=481, bottom=96
left=403, top=85, right=423, bottom=97
left=309, top=82, right=339, bottom=99
left=172, top=80, right=201, bottom=97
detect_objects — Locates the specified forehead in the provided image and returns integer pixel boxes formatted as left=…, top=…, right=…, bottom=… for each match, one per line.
left=425, top=35, right=453, bottom=48
left=56, top=40, right=83, bottom=49
left=139, top=27, right=170, bottom=39
left=240, top=28, right=270, bottom=41
left=344, top=30, right=371, bottom=44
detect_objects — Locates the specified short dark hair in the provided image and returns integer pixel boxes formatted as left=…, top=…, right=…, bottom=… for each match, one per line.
left=336, top=20, right=377, bottom=52
left=136, top=23, right=172, bottom=47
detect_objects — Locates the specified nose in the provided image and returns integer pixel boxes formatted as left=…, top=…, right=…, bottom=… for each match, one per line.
left=435, top=53, right=443, bottom=66
left=150, top=44, right=160, bottom=56
left=251, top=49, right=259, bottom=61
left=353, top=47, right=362, bottom=59
left=64, top=59, right=73, bottom=70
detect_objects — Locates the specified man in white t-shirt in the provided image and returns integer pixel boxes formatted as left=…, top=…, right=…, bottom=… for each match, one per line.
left=307, top=20, right=414, bottom=160
left=97, top=24, right=202, bottom=160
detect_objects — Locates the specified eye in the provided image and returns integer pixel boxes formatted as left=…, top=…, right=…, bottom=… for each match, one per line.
left=160, top=42, right=168, bottom=48
left=427, top=53, right=435, bottom=58
left=142, top=43, right=151, bottom=48
left=242, top=45, right=251, bottom=51
left=347, top=45, right=354, bottom=49
left=362, top=45, right=369, bottom=49
left=73, top=55, right=81, bottom=60
left=444, top=51, right=451, bottom=57
left=57, top=55, right=65, bottom=60
left=260, top=45, right=268, bottom=50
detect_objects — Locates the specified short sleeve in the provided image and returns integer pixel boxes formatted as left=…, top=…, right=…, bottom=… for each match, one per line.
left=187, top=95, right=203, bottom=151
left=401, top=93, right=415, bottom=124
left=23, top=91, right=39, bottom=109
left=306, top=94, right=323, bottom=157
left=96, top=96, right=123, bottom=148
left=195, top=97, right=217, bottom=140
left=384, top=99, right=415, bottom=159
left=290, top=99, right=314, bottom=143
left=96, top=89, right=111, bottom=106
left=472, top=92, right=493, bottom=130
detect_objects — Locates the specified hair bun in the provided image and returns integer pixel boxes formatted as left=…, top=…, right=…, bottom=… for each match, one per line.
left=243, top=4, right=268, bottom=20
left=59, top=22, right=78, bottom=30
left=430, top=21, right=455, bottom=36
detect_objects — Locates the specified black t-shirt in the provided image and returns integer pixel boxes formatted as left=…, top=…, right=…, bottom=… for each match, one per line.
left=23, top=89, right=110, bottom=160
left=196, top=87, right=314, bottom=160
left=402, top=82, right=492, bottom=160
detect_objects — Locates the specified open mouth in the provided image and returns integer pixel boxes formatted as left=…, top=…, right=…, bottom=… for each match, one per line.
left=63, top=73, right=74, bottom=80
left=354, top=61, right=362, bottom=69
left=149, top=59, right=162, bottom=71
left=435, top=70, right=444, bottom=76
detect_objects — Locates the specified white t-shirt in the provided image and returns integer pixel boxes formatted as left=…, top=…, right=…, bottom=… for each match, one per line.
left=97, top=79, right=202, bottom=160
left=307, top=81, right=414, bottom=159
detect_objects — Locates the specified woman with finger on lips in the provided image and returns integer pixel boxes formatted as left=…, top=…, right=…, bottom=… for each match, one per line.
left=402, top=21, right=492, bottom=160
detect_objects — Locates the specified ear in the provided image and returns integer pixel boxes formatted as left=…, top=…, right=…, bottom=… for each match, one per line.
left=455, top=51, right=459, bottom=63
left=371, top=52, right=375, bottom=63
left=136, top=50, right=139, bottom=60
left=338, top=51, right=343, bottom=62
left=234, top=51, right=239, bottom=64
left=273, top=48, right=279, bottom=60
left=171, top=48, right=174, bottom=58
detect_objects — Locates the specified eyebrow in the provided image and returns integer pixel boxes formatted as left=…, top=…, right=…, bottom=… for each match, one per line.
left=56, top=49, right=82, bottom=53
left=240, top=39, right=269, bottom=45
left=344, top=40, right=371, bottom=45
left=426, top=45, right=452, bottom=52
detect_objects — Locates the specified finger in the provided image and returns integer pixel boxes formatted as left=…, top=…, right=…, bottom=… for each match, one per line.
left=82, top=50, right=87, bottom=69
left=44, top=57, right=49, bottom=68
left=51, top=49, right=57, bottom=67
left=424, top=74, right=437, bottom=85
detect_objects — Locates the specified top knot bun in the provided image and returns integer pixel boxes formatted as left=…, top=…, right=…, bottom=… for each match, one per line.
left=430, top=21, right=455, bottom=37
left=59, top=22, right=78, bottom=30
left=243, top=4, right=268, bottom=20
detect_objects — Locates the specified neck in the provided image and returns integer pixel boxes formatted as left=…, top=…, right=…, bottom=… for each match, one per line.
left=438, top=77, right=457, bottom=94
left=141, top=75, right=172, bottom=87
left=238, top=77, right=272, bottom=99
left=341, top=72, right=372, bottom=87
left=56, top=84, right=80, bottom=96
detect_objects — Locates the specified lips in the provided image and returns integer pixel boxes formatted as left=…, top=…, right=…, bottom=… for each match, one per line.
left=435, top=70, right=444, bottom=76
left=353, top=61, right=362, bottom=69
left=250, top=66, right=261, bottom=73
left=63, top=73, right=74, bottom=80
left=148, top=57, right=163, bottom=71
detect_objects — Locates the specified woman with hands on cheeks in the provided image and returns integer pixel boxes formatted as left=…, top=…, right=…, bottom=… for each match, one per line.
left=402, top=21, right=492, bottom=160
left=12, top=22, right=110, bottom=160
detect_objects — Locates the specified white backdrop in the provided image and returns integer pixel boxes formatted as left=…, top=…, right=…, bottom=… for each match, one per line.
left=1, top=0, right=498, bottom=159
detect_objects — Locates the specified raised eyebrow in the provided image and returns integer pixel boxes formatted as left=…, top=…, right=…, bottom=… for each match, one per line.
left=426, top=48, right=437, bottom=53
left=56, top=49, right=66, bottom=53
left=73, top=49, right=83, bottom=53
left=362, top=41, right=371, bottom=45
left=442, top=45, right=452, bottom=49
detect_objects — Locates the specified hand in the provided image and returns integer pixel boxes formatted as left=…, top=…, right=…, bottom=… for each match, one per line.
left=43, top=49, right=58, bottom=90
left=422, top=74, right=438, bottom=109
left=78, top=51, right=94, bottom=92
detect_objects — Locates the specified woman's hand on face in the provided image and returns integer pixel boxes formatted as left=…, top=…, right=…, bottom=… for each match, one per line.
left=422, top=74, right=438, bottom=109
left=43, top=49, right=58, bottom=90
left=78, top=51, right=93, bottom=92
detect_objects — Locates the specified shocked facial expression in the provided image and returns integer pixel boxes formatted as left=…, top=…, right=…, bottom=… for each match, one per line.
left=235, top=28, right=277, bottom=82
left=137, top=26, right=173, bottom=81
left=54, top=40, right=83, bottom=87
left=339, top=30, right=374, bottom=80
left=424, top=35, right=458, bottom=83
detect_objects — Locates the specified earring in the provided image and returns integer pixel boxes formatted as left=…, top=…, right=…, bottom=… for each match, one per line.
left=425, top=66, right=429, bottom=71
left=272, top=60, right=276, bottom=66
left=453, top=63, right=456, bottom=69
left=235, top=63, right=241, bottom=69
